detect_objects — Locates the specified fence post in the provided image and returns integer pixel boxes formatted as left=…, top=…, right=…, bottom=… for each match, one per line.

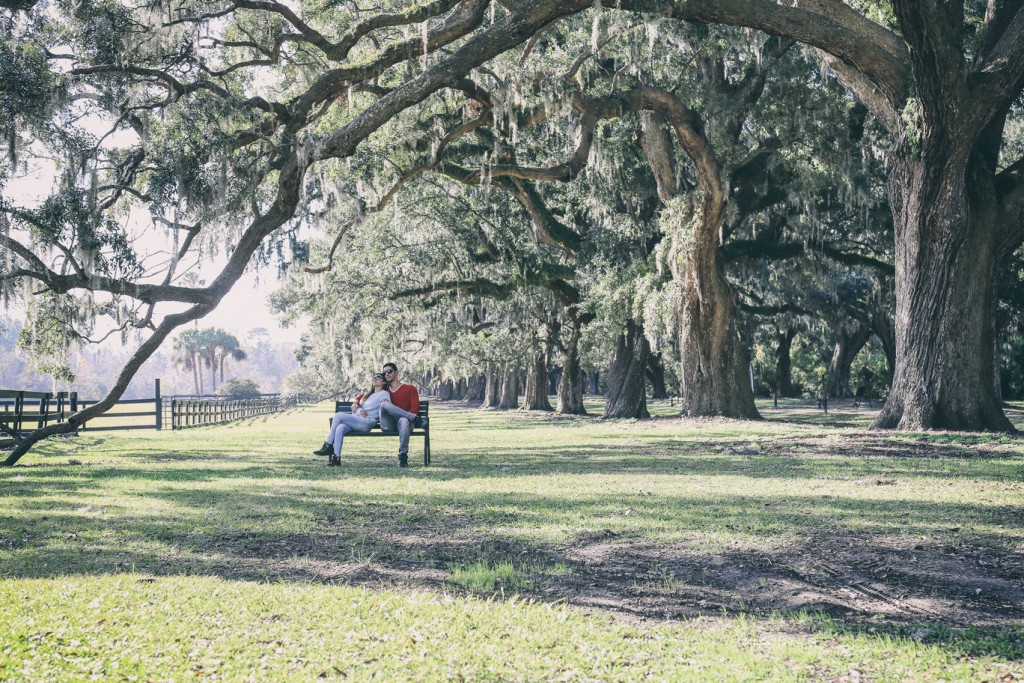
left=154, top=379, right=162, bottom=430
left=38, top=393, right=51, bottom=429
left=14, top=391, right=24, bottom=437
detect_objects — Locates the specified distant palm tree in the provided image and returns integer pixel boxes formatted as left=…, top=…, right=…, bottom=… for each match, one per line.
left=215, top=331, right=248, bottom=387
left=173, top=328, right=247, bottom=394
left=197, top=328, right=220, bottom=393
left=172, top=329, right=204, bottom=395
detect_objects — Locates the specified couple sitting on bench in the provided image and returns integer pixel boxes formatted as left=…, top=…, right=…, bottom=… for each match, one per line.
left=313, top=362, right=427, bottom=467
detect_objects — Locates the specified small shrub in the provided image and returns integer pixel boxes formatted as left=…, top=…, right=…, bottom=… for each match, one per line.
left=217, top=378, right=261, bottom=399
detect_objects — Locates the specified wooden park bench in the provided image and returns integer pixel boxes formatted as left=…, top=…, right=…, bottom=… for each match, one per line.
left=329, top=400, right=431, bottom=465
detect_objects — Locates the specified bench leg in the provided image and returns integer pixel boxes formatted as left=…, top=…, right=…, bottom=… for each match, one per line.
left=424, top=428, right=430, bottom=466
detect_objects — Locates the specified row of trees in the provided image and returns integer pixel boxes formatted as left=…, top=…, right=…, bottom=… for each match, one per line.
left=2, top=1, right=1024, bottom=464
left=271, top=13, right=895, bottom=417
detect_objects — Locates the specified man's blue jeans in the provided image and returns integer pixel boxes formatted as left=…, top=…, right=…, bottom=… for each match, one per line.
left=379, top=402, right=416, bottom=455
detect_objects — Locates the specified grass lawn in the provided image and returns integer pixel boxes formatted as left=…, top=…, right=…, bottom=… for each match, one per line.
left=1, top=399, right=1022, bottom=681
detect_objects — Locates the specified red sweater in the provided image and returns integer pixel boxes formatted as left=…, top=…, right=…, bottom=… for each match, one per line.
left=387, top=383, right=420, bottom=414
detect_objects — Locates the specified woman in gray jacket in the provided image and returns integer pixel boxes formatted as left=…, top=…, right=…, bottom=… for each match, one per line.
left=316, top=373, right=391, bottom=466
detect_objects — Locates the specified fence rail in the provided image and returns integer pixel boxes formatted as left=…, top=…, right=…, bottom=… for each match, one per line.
left=0, top=390, right=76, bottom=440
left=76, top=397, right=161, bottom=431
left=168, top=396, right=283, bottom=429
left=1, top=381, right=294, bottom=444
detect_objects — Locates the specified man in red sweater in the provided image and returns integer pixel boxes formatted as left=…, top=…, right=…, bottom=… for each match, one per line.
left=379, top=362, right=426, bottom=467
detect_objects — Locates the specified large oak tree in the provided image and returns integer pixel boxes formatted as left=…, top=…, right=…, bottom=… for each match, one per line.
left=3, top=0, right=1023, bottom=467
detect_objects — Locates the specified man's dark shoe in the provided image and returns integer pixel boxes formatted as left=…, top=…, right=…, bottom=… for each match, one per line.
left=398, top=453, right=408, bottom=468
left=313, top=442, right=332, bottom=456
left=413, top=416, right=428, bottom=429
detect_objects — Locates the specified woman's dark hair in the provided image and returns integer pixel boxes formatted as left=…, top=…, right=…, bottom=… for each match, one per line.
left=359, top=373, right=386, bottom=405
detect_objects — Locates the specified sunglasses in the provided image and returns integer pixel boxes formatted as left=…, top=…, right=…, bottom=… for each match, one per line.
left=383, top=369, right=395, bottom=375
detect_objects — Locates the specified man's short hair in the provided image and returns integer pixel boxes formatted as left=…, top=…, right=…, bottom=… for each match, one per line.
left=383, top=362, right=398, bottom=373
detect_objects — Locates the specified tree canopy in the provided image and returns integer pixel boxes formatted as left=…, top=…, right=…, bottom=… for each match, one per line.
left=3, top=0, right=1024, bottom=464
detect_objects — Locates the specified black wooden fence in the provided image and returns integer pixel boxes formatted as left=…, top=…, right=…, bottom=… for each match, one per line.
left=77, top=380, right=164, bottom=432
left=1, top=380, right=294, bottom=441
left=0, top=389, right=76, bottom=440
left=166, top=395, right=289, bottom=429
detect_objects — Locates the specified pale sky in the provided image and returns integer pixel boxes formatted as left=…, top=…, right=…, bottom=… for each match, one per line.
left=199, top=269, right=305, bottom=344
left=3, top=155, right=307, bottom=348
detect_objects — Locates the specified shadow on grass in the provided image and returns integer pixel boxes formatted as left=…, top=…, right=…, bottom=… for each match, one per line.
left=2, top=498, right=1021, bottom=661
left=2, top=411, right=1023, bottom=662
left=4, top=429, right=1022, bottom=507
left=2, top=465, right=1022, bottom=634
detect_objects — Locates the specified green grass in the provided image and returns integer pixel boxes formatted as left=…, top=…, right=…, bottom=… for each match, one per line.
left=447, top=559, right=534, bottom=592
left=1, top=576, right=1012, bottom=681
left=1, top=399, right=1022, bottom=681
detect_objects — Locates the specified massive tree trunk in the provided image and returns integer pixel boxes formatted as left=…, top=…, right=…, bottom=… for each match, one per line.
left=604, top=319, right=651, bottom=419
left=465, top=374, right=485, bottom=404
left=775, top=329, right=796, bottom=398
left=587, top=371, right=600, bottom=395
left=825, top=323, right=872, bottom=399
left=873, top=142, right=1015, bottom=431
left=437, top=379, right=455, bottom=401
left=497, top=364, right=520, bottom=410
left=482, top=361, right=501, bottom=409
left=639, top=97, right=760, bottom=420
left=556, top=325, right=587, bottom=415
left=522, top=347, right=553, bottom=411
left=647, top=354, right=668, bottom=400
left=668, top=201, right=760, bottom=419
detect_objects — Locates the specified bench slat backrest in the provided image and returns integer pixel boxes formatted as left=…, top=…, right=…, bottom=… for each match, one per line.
left=335, top=400, right=429, bottom=419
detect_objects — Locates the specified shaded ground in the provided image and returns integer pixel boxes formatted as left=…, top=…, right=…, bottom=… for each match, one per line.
left=210, top=439, right=1024, bottom=629
left=3, top=402, right=1023, bottom=660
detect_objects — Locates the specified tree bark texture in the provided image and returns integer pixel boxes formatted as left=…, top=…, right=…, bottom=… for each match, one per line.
left=647, top=355, right=668, bottom=400
left=556, top=326, right=587, bottom=415
left=669, top=203, right=760, bottom=420
left=640, top=96, right=760, bottom=420
left=497, top=365, right=520, bottom=410
left=436, top=379, right=455, bottom=401
left=604, top=319, right=651, bottom=419
left=775, top=329, right=796, bottom=398
left=522, top=348, right=553, bottom=411
left=464, top=374, right=485, bottom=404
left=482, top=361, right=500, bottom=408
left=873, top=146, right=1015, bottom=431
left=825, top=323, right=871, bottom=399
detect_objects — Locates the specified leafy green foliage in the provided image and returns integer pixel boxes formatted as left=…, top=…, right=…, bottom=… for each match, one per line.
left=16, top=294, right=76, bottom=382
left=216, top=376, right=261, bottom=398
left=0, top=38, right=51, bottom=164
